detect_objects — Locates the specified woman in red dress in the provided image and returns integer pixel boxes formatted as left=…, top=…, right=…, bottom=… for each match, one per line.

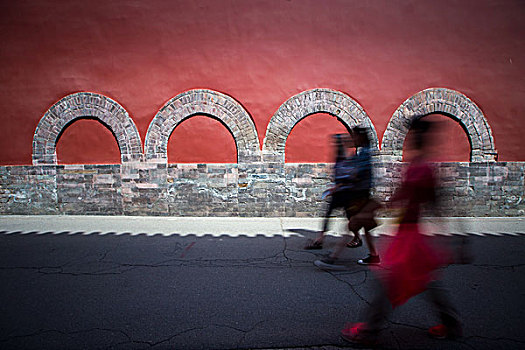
left=341, top=119, right=462, bottom=345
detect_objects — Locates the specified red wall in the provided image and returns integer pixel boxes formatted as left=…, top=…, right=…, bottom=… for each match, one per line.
left=1, top=0, right=523, bottom=165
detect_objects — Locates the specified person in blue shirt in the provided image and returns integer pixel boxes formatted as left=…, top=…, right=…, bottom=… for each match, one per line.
left=313, top=127, right=381, bottom=268
left=304, top=133, right=359, bottom=249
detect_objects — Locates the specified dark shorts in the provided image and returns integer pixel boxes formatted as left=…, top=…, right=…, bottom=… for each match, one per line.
left=329, top=190, right=353, bottom=210
left=346, top=197, right=381, bottom=232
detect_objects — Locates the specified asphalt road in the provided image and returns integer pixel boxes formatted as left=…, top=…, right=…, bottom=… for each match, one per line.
left=0, top=216, right=524, bottom=350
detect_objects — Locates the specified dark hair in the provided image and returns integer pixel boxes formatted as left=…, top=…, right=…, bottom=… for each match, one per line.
left=333, top=134, right=346, bottom=161
left=351, top=127, right=371, bottom=148
left=410, top=118, right=433, bottom=150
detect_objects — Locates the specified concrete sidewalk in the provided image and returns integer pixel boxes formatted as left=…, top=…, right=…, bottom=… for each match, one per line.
left=1, top=215, right=524, bottom=237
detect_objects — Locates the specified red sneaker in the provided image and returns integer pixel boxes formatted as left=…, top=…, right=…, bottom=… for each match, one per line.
left=341, top=322, right=377, bottom=346
left=428, top=324, right=448, bottom=339
left=428, top=324, right=462, bottom=339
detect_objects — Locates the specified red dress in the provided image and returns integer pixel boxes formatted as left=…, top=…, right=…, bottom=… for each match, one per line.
left=374, top=159, right=450, bottom=307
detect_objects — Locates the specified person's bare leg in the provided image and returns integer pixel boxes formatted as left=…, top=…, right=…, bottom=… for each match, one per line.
left=346, top=218, right=363, bottom=247
left=357, top=227, right=380, bottom=265
left=313, top=233, right=325, bottom=245
left=312, top=197, right=336, bottom=245
left=329, top=231, right=357, bottom=259
left=363, top=229, right=377, bottom=256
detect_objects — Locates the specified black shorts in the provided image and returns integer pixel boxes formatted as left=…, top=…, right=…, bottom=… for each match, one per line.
left=346, top=197, right=381, bottom=231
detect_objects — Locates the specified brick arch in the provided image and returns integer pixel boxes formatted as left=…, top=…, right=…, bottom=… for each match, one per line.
left=382, top=88, right=497, bottom=162
left=262, top=88, right=379, bottom=162
left=32, top=92, right=142, bottom=165
left=144, top=89, right=260, bottom=164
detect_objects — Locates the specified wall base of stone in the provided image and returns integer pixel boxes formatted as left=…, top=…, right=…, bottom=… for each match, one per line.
left=1, top=162, right=523, bottom=217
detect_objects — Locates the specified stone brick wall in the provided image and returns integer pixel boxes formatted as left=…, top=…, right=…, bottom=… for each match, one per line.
left=1, top=161, right=523, bottom=216
left=57, top=165, right=122, bottom=215
left=0, top=87, right=522, bottom=217
left=373, top=161, right=525, bottom=217
left=0, top=166, right=57, bottom=215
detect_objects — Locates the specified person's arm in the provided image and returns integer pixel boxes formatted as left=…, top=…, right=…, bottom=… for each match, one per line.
left=333, top=157, right=356, bottom=190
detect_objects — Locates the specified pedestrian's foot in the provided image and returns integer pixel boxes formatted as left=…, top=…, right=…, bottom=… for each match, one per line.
left=428, top=324, right=462, bottom=339
left=341, top=322, right=378, bottom=346
left=357, top=254, right=380, bottom=265
left=346, top=237, right=362, bottom=248
left=304, top=238, right=323, bottom=250
left=314, top=257, right=346, bottom=270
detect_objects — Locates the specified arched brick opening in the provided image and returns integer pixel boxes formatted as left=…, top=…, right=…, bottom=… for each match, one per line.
left=167, top=114, right=237, bottom=163
left=32, top=92, right=142, bottom=165
left=55, top=117, right=122, bottom=164
left=402, top=113, right=471, bottom=162
left=285, top=112, right=349, bottom=163
left=262, top=89, right=379, bottom=163
left=382, top=88, right=497, bottom=162
left=144, top=89, right=260, bottom=164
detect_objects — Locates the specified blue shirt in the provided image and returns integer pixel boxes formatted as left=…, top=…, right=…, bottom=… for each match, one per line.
left=334, top=146, right=373, bottom=193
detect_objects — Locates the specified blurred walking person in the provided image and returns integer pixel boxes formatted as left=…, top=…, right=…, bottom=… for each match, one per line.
left=304, top=133, right=360, bottom=250
left=341, top=119, right=461, bottom=346
left=312, top=127, right=381, bottom=269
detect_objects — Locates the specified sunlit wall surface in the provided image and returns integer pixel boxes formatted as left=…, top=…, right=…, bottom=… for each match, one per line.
left=0, top=0, right=524, bottom=165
